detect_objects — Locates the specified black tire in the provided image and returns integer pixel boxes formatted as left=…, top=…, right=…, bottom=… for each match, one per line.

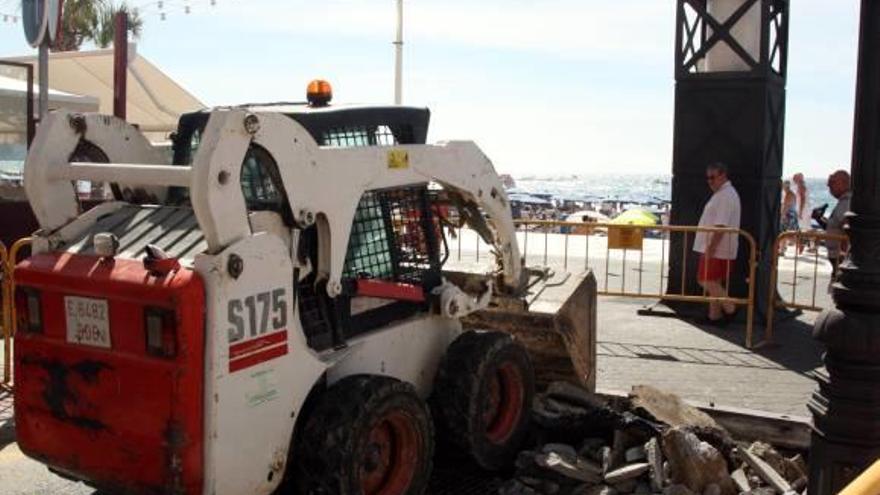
left=432, top=330, right=536, bottom=471
left=292, top=375, right=434, bottom=495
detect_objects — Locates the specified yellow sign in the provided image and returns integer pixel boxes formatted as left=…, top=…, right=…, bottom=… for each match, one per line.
left=387, top=149, right=409, bottom=170
left=608, top=226, right=643, bottom=250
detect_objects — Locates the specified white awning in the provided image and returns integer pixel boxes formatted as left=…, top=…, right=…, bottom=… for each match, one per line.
left=2, top=44, right=204, bottom=135
left=0, top=74, right=99, bottom=136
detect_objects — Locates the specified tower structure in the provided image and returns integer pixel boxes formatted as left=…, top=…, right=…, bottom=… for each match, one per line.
left=667, top=0, right=789, bottom=321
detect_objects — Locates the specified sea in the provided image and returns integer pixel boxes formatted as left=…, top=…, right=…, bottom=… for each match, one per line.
left=0, top=158, right=838, bottom=212
left=514, top=173, right=836, bottom=211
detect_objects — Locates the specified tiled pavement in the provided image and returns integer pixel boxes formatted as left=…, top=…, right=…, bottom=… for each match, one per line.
left=595, top=297, right=822, bottom=418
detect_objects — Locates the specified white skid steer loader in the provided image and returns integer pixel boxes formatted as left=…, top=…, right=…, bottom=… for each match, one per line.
left=12, top=93, right=596, bottom=495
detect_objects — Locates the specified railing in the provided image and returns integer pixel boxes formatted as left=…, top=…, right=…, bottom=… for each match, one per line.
left=448, top=221, right=759, bottom=347
left=1, top=241, right=9, bottom=391
left=765, top=230, right=848, bottom=343
left=1, top=237, right=31, bottom=390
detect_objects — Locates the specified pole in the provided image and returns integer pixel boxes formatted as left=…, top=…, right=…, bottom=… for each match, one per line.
left=113, top=11, right=128, bottom=120
left=37, top=38, right=48, bottom=121
left=393, top=0, right=403, bottom=105
left=808, top=0, right=880, bottom=492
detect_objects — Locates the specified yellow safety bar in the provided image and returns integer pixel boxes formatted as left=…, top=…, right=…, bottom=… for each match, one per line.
left=1, top=237, right=32, bottom=390
left=765, top=230, right=848, bottom=344
left=840, top=460, right=880, bottom=495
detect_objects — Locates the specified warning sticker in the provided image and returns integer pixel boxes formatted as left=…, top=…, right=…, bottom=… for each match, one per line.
left=608, top=226, right=644, bottom=251
left=387, top=149, right=409, bottom=170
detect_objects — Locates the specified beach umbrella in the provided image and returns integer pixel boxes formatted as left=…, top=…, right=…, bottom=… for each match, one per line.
left=565, top=210, right=610, bottom=223
left=610, top=208, right=658, bottom=226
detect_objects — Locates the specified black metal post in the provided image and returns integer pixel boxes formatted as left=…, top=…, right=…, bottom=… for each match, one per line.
left=808, top=0, right=880, bottom=491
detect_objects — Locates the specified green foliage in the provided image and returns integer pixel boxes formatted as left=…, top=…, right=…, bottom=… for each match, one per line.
left=53, top=0, right=143, bottom=52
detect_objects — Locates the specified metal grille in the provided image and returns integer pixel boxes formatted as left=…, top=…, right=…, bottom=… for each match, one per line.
left=320, top=125, right=398, bottom=147
left=343, top=186, right=438, bottom=286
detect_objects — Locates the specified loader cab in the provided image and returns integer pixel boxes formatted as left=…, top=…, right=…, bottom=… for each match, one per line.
left=167, top=103, right=430, bottom=209
left=171, top=103, right=430, bottom=164
left=170, top=104, right=447, bottom=351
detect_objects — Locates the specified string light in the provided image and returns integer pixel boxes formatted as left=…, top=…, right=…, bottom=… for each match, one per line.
left=0, top=0, right=231, bottom=27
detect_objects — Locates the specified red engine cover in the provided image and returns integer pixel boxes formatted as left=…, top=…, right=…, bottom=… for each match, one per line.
left=14, top=253, right=205, bottom=495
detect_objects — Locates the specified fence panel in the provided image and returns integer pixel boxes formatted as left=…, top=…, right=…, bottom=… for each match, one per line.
left=765, top=230, right=848, bottom=342
left=449, top=220, right=759, bottom=347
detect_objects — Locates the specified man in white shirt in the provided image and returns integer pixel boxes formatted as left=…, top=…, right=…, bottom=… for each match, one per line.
left=693, top=162, right=742, bottom=324
left=812, top=169, right=851, bottom=277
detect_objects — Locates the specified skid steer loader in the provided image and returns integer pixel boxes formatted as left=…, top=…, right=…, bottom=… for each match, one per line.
left=12, top=86, right=596, bottom=495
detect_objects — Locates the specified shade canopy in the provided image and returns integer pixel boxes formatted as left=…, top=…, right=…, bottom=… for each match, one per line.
left=0, top=73, right=98, bottom=135
left=3, top=44, right=204, bottom=137
left=610, top=208, right=659, bottom=226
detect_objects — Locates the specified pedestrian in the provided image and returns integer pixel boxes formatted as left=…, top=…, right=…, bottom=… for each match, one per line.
left=779, top=180, right=799, bottom=255
left=792, top=172, right=813, bottom=253
left=693, top=162, right=741, bottom=325
left=812, top=169, right=851, bottom=277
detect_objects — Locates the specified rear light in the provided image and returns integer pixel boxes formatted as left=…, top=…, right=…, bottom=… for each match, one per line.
left=14, top=287, right=42, bottom=334
left=144, top=308, right=177, bottom=358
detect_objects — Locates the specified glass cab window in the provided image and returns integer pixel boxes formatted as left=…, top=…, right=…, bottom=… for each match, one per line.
left=240, top=145, right=286, bottom=213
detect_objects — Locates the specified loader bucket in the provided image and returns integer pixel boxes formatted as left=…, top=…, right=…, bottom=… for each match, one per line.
left=447, top=270, right=597, bottom=391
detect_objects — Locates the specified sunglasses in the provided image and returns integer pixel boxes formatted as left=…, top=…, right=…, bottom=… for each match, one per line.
left=706, top=174, right=719, bottom=181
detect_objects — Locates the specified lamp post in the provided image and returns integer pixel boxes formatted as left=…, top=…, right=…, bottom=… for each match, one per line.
left=668, top=0, right=789, bottom=328
left=393, top=0, right=403, bottom=105
left=808, top=0, right=880, bottom=491
left=21, top=0, right=63, bottom=120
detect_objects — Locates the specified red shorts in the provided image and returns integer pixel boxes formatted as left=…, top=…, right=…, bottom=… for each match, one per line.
left=697, top=255, right=731, bottom=282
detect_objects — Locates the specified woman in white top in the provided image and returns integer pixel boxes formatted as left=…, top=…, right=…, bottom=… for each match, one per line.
left=793, top=173, right=812, bottom=253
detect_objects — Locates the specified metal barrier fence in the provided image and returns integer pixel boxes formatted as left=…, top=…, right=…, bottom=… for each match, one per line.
left=765, top=230, right=848, bottom=343
left=1, top=237, right=31, bottom=389
left=449, top=221, right=759, bottom=347
left=1, top=241, right=9, bottom=390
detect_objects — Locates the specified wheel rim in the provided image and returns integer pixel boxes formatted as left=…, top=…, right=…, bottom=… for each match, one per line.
left=483, top=362, right=525, bottom=444
left=360, top=410, right=420, bottom=495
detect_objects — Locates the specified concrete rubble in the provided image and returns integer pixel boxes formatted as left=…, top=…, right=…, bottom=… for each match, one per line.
left=498, top=383, right=809, bottom=495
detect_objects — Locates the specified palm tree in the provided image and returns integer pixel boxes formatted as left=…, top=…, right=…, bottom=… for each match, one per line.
left=92, top=3, right=143, bottom=49
left=53, top=0, right=143, bottom=52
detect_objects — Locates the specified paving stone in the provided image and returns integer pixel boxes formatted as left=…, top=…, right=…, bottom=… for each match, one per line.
left=663, top=485, right=695, bottom=495
left=542, top=443, right=579, bottom=460
left=535, top=452, right=602, bottom=484
left=730, top=469, right=750, bottom=493
left=702, top=484, right=720, bottom=495
left=644, top=438, right=664, bottom=492
left=625, top=445, right=647, bottom=462
left=739, top=448, right=792, bottom=494
left=661, top=427, right=735, bottom=495
left=604, top=463, right=649, bottom=484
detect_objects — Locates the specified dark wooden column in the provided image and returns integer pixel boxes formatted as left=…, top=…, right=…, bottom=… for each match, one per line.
left=808, top=0, right=880, bottom=491
left=667, top=0, right=789, bottom=325
left=113, top=12, right=128, bottom=120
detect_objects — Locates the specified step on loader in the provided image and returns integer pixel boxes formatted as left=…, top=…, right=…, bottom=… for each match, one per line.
left=12, top=87, right=596, bottom=495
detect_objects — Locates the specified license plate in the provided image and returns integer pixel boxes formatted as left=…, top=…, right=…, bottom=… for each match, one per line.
left=65, top=296, right=111, bottom=348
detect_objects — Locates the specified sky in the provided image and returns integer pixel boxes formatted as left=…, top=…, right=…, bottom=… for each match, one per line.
left=0, top=0, right=863, bottom=178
